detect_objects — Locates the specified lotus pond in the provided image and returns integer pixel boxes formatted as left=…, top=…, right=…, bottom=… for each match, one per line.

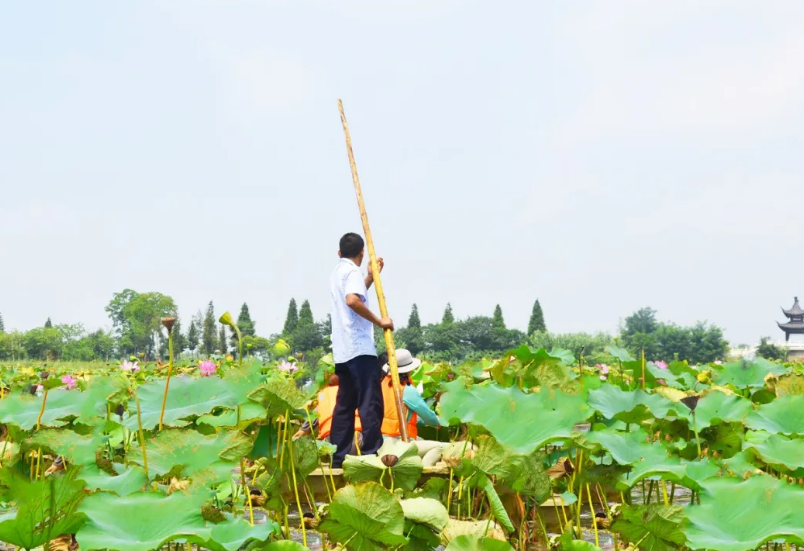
left=2, top=344, right=804, bottom=551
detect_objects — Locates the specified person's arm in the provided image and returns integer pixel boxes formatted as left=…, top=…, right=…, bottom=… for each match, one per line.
left=402, top=386, right=440, bottom=427
left=364, top=258, right=384, bottom=290
left=344, top=268, right=393, bottom=330
left=293, top=417, right=318, bottom=440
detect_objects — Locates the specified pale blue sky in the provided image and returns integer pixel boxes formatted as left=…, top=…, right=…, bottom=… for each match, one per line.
left=2, top=1, right=803, bottom=345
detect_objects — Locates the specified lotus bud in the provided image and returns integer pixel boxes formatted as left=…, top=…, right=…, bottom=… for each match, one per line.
left=273, top=338, right=291, bottom=357
left=161, top=317, right=177, bottom=334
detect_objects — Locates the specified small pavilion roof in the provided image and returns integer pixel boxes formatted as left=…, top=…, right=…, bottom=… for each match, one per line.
left=782, top=297, right=804, bottom=318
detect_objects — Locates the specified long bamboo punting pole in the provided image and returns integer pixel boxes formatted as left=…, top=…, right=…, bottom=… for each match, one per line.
left=338, top=99, right=409, bottom=443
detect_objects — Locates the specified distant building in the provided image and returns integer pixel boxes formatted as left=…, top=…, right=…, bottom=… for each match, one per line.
left=777, top=297, right=804, bottom=360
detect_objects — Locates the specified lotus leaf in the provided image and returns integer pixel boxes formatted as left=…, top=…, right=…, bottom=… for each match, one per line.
left=125, top=376, right=244, bottom=430
left=400, top=497, right=449, bottom=531
left=0, top=470, right=86, bottom=549
left=478, top=474, right=514, bottom=533
left=714, top=358, right=786, bottom=390
left=291, top=435, right=319, bottom=479
left=130, top=429, right=251, bottom=482
left=586, top=428, right=686, bottom=488
left=588, top=386, right=679, bottom=423
left=256, top=542, right=310, bottom=551
left=439, top=379, right=590, bottom=455
left=743, top=430, right=804, bottom=471
left=202, top=516, right=279, bottom=551
left=198, top=402, right=268, bottom=429
left=0, top=389, right=84, bottom=430
left=343, top=440, right=423, bottom=491
left=75, top=490, right=208, bottom=551
left=26, top=429, right=105, bottom=466
left=558, top=531, right=603, bottom=550
left=605, top=345, right=634, bottom=362
left=611, top=504, right=685, bottom=551
left=440, top=519, right=506, bottom=544
left=77, top=464, right=149, bottom=496
left=248, top=376, right=308, bottom=418
left=746, top=395, right=804, bottom=435
left=319, top=482, right=408, bottom=551
left=685, top=474, right=804, bottom=551
left=444, top=534, right=514, bottom=551
left=677, top=390, right=752, bottom=431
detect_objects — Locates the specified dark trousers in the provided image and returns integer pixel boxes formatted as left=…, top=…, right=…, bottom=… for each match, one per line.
left=330, top=354, right=384, bottom=467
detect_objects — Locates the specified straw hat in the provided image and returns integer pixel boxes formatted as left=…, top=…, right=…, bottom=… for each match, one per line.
left=382, top=349, right=422, bottom=374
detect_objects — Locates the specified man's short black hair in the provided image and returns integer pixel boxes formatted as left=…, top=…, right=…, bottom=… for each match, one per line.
left=339, top=233, right=365, bottom=258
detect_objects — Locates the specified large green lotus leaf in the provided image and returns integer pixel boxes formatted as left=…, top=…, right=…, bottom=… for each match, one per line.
left=76, top=490, right=209, bottom=551
left=478, top=474, right=514, bottom=533
left=611, top=504, right=685, bottom=551
left=588, top=386, right=679, bottom=423
left=677, top=390, right=752, bottom=431
left=645, top=361, right=698, bottom=390
left=746, top=395, right=804, bottom=435
left=400, top=498, right=449, bottom=531
left=290, top=435, right=320, bottom=479
left=472, top=436, right=549, bottom=500
left=440, top=519, right=506, bottom=545
left=685, top=474, right=804, bottom=551
left=198, top=402, right=268, bottom=429
left=773, top=373, right=804, bottom=397
left=248, top=376, right=308, bottom=419
left=586, top=428, right=686, bottom=488
left=222, top=360, right=265, bottom=401
left=125, top=376, right=242, bottom=430
left=743, top=431, right=804, bottom=471
left=472, top=435, right=520, bottom=480
left=0, top=389, right=84, bottom=430
left=558, top=531, right=603, bottom=550
left=714, top=357, right=786, bottom=389
left=343, top=440, right=423, bottom=492
left=77, top=464, right=148, bottom=497
left=319, top=482, right=408, bottom=551
left=605, top=345, right=635, bottom=362
left=201, top=516, right=279, bottom=551
left=129, top=429, right=251, bottom=482
left=0, top=470, right=86, bottom=549
left=26, top=429, right=105, bottom=466
left=444, top=535, right=514, bottom=551
left=438, top=379, right=590, bottom=455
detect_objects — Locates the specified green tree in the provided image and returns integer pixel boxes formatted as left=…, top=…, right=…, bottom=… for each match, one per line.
left=44, top=317, right=53, bottom=329
left=527, top=299, right=546, bottom=335
left=291, top=323, right=324, bottom=352
left=219, top=326, right=228, bottom=354
left=492, top=305, right=505, bottom=329
left=442, top=303, right=455, bottom=325
left=23, top=327, right=64, bottom=360
left=0, top=312, right=4, bottom=333
left=757, top=337, right=787, bottom=361
left=237, top=303, right=256, bottom=337
left=187, top=312, right=201, bottom=357
left=243, top=335, right=272, bottom=357
left=88, top=329, right=116, bottom=360
left=106, top=289, right=177, bottom=358
left=528, top=331, right=613, bottom=363
left=0, top=331, right=25, bottom=360
left=409, top=304, right=421, bottom=329
left=396, top=304, right=425, bottom=355
left=620, top=307, right=660, bottom=359
left=298, top=300, right=314, bottom=327
left=283, top=299, right=299, bottom=335
left=172, top=317, right=186, bottom=358
left=201, top=301, right=216, bottom=355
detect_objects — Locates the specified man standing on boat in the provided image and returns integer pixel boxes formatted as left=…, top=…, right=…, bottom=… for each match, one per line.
left=329, top=232, right=394, bottom=468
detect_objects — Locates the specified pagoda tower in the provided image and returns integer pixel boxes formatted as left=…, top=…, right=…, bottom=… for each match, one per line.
left=778, top=297, right=804, bottom=342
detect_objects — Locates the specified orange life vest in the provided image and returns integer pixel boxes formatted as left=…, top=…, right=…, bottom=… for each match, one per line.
left=318, top=385, right=362, bottom=439
left=380, top=376, right=418, bottom=439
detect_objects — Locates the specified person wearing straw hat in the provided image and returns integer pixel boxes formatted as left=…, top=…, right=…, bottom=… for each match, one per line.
left=380, top=349, right=448, bottom=466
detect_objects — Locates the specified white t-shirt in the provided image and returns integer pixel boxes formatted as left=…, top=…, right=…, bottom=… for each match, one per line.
left=330, top=258, right=377, bottom=363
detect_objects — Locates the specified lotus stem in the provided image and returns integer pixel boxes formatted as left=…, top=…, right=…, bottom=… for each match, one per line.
left=692, top=411, right=702, bottom=457
left=660, top=479, right=669, bottom=506
left=641, top=348, right=646, bottom=390
left=447, top=468, right=454, bottom=513
left=305, top=407, right=333, bottom=502
left=240, top=457, right=254, bottom=526
left=133, top=390, right=149, bottom=480
left=535, top=506, right=550, bottom=548
left=670, top=482, right=676, bottom=504
left=287, top=435, right=307, bottom=547
left=36, top=389, right=49, bottom=431
left=457, top=475, right=465, bottom=520
left=587, top=484, right=599, bottom=548
left=158, top=330, right=175, bottom=431
left=35, top=447, right=42, bottom=480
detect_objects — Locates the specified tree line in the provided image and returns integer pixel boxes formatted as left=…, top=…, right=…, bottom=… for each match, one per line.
left=0, top=292, right=730, bottom=364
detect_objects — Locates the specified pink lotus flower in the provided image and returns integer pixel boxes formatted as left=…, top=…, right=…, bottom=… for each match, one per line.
left=120, top=360, right=140, bottom=373
left=655, top=361, right=669, bottom=370
left=35, top=384, right=44, bottom=393
left=61, top=375, right=77, bottom=391
left=199, top=360, right=217, bottom=377
left=277, top=360, right=298, bottom=374
left=596, top=363, right=610, bottom=381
